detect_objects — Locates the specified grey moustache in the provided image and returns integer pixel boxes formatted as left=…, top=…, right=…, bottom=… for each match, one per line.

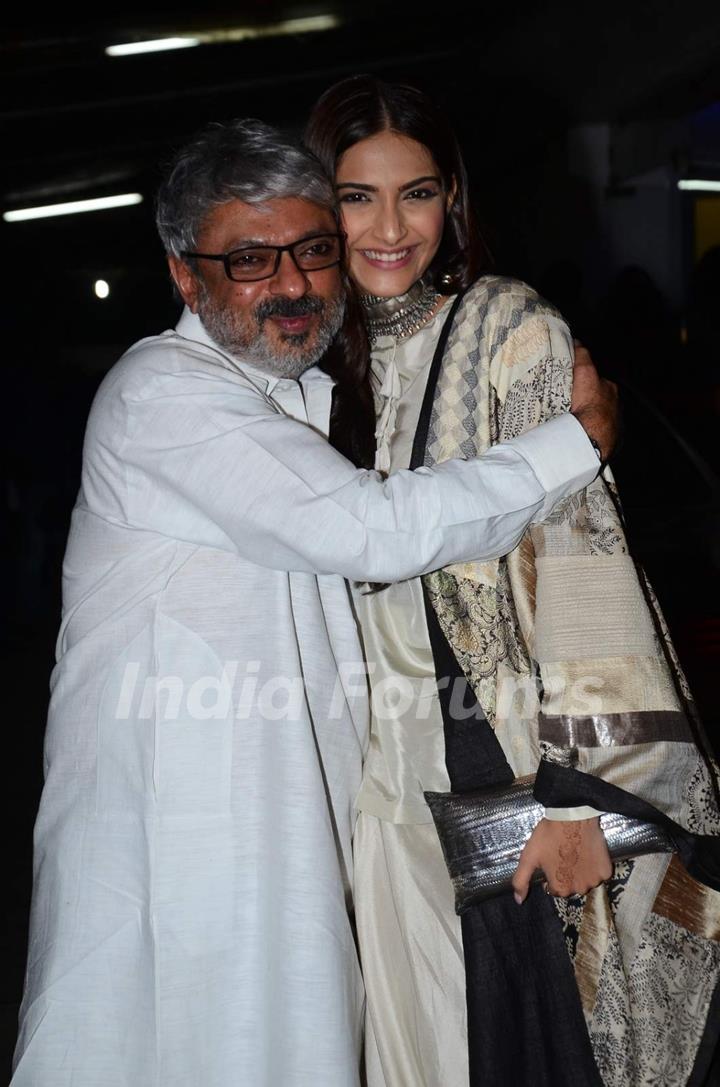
left=255, top=297, right=324, bottom=322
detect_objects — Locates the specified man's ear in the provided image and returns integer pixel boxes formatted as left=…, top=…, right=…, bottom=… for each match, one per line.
left=168, top=255, right=201, bottom=312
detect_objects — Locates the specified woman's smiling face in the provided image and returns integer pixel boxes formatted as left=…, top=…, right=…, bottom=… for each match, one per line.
left=335, top=130, right=449, bottom=297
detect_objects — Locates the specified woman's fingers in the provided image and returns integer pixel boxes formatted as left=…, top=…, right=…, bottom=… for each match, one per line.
left=511, top=841, right=540, bottom=905
left=512, top=818, right=613, bottom=904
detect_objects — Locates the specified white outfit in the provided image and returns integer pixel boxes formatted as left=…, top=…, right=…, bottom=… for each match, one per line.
left=353, top=304, right=597, bottom=1087
left=12, top=308, right=598, bottom=1087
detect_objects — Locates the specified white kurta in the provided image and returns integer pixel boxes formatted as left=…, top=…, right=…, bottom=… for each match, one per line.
left=12, top=308, right=598, bottom=1087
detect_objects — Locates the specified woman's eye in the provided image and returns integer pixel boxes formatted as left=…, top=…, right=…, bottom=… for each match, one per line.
left=405, top=188, right=438, bottom=200
left=339, top=192, right=370, bottom=203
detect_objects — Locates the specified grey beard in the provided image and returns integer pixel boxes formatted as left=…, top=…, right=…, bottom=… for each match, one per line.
left=197, top=288, right=345, bottom=379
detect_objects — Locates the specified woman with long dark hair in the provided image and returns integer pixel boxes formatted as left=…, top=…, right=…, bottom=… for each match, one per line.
left=305, top=76, right=720, bottom=1087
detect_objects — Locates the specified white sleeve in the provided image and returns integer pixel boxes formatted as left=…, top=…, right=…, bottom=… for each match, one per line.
left=544, top=806, right=603, bottom=821
left=509, top=415, right=600, bottom=523
left=84, top=366, right=598, bottom=582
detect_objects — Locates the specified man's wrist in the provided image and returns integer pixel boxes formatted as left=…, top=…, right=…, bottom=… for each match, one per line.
left=588, top=436, right=604, bottom=464
left=571, top=409, right=606, bottom=466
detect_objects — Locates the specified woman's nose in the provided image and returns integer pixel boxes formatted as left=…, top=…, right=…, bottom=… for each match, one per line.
left=374, top=200, right=408, bottom=245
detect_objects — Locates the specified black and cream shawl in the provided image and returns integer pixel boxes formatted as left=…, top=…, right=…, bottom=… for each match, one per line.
left=413, top=274, right=720, bottom=1086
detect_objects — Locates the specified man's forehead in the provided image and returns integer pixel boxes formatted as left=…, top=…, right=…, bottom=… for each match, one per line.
left=200, top=196, right=336, bottom=246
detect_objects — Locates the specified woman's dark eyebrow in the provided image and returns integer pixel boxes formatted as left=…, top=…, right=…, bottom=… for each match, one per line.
left=335, top=176, right=441, bottom=193
left=399, top=175, right=441, bottom=192
left=335, top=182, right=376, bottom=191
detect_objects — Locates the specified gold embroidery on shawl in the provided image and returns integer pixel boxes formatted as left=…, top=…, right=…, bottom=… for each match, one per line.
left=496, top=316, right=555, bottom=369
left=653, top=855, right=720, bottom=942
left=506, top=535, right=536, bottom=651
left=573, top=885, right=613, bottom=1015
left=423, top=568, right=531, bottom=724
left=439, top=560, right=495, bottom=587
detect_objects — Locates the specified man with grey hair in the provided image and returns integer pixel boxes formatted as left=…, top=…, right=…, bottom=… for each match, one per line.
left=156, top=119, right=349, bottom=380
left=12, top=119, right=611, bottom=1087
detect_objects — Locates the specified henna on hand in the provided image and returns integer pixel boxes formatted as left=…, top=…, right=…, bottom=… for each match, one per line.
left=554, top=822, right=582, bottom=890
left=512, top=816, right=613, bottom=903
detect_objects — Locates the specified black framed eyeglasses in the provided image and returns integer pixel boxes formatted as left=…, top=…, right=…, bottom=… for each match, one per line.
left=181, top=232, right=344, bottom=283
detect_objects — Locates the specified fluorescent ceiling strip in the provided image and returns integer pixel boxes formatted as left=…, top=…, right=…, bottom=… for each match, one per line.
left=106, top=15, right=339, bottom=56
left=106, top=37, right=200, bottom=56
left=678, top=179, right=720, bottom=192
left=198, top=15, right=340, bottom=42
left=4, top=193, right=143, bottom=222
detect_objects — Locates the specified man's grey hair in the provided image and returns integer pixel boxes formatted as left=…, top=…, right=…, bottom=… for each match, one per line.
left=156, top=118, right=336, bottom=259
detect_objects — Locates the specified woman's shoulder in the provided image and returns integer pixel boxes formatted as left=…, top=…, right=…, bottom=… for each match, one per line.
left=459, top=274, right=562, bottom=326
left=444, top=276, right=573, bottom=391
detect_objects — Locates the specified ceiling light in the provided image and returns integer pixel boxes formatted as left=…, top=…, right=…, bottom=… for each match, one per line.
left=677, top=179, right=720, bottom=193
left=4, top=193, right=143, bottom=222
left=198, top=15, right=340, bottom=43
left=106, top=16, right=340, bottom=57
left=106, top=37, right=200, bottom=57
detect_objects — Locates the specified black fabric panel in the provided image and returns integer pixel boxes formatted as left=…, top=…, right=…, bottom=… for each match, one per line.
left=462, top=886, right=605, bottom=1087
left=422, top=588, right=513, bottom=793
left=408, top=290, right=466, bottom=471
left=422, top=592, right=602, bottom=1084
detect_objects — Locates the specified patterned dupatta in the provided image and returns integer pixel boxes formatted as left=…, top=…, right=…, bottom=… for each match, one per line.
left=414, top=275, right=720, bottom=1086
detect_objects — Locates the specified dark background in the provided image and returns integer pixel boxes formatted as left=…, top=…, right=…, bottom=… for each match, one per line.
left=3, top=2, right=720, bottom=1077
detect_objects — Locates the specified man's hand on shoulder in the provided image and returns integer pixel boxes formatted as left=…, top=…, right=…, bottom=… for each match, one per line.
left=570, top=344, right=618, bottom=464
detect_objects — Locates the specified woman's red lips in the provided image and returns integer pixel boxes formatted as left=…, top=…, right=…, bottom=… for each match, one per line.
left=359, top=246, right=417, bottom=270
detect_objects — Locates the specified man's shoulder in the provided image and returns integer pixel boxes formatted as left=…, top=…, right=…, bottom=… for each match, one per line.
left=86, top=327, right=272, bottom=444
left=95, top=326, right=265, bottom=407
left=103, top=327, right=215, bottom=388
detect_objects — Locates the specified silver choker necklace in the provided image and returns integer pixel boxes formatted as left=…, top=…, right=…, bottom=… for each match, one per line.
left=360, top=279, right=440, bottom=342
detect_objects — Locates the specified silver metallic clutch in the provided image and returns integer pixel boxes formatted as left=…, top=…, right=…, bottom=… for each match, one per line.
left=424, top=777, right=676, bottom=912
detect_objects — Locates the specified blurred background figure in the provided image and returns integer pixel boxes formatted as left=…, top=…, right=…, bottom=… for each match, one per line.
left=595, top=264, right=681, bottom=389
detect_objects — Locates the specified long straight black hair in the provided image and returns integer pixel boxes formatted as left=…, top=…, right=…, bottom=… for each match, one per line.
left=305, top=75, right=490, bottom=466
left=319, top=267, right=377, bottom=469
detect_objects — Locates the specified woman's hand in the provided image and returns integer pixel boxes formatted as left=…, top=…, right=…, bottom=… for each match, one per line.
left=511, top=817, right=613, bottom=903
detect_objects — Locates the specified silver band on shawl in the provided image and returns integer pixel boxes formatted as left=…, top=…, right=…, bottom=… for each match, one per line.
left=539, top=710, right=694, bottom=748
